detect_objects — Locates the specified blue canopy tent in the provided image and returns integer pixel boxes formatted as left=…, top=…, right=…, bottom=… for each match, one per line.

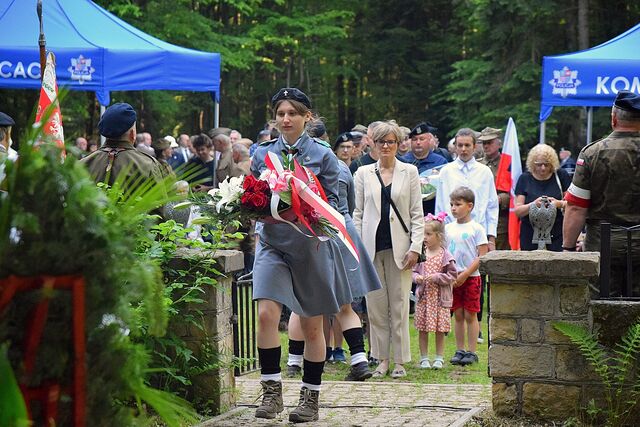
left=0, top=0, right=221, bottom=126
left=539, top=23, right=640, bottom=144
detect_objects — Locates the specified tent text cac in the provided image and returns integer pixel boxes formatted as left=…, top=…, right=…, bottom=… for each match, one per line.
left=0, top=60, right=41, bottom=80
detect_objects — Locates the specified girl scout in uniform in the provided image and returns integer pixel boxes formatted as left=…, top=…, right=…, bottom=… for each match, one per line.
left=250, top=88, right=352, bottom=423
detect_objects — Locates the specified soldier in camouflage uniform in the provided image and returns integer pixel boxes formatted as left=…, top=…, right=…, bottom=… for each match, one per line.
left=563, top=90, right=640, bottom=295
left=81, top=103, right=163, bottom=189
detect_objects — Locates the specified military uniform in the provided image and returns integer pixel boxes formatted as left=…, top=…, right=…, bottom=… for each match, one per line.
left=81, top=139, right=163, bottom=186
left=567, top=130, right=640, bottom=293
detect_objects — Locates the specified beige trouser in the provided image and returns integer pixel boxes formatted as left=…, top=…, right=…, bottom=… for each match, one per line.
left=366, top=249, right=412, bottom=364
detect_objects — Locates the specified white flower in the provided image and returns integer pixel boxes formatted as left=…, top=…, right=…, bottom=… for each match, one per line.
left=214, top=175, right=245, bottom=213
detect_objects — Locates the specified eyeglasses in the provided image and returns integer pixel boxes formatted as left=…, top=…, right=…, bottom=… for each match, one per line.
left=534, top=161, right=551, bottom=168
left=375, top=139, right=398, bottom=147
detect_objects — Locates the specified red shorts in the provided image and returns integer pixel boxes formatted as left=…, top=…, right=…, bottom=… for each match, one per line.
left=451, top=276, right=481, bottom=313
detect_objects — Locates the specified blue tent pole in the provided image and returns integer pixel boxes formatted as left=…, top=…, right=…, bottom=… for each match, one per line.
left=214, top=100, right=219, bottom=128
left=539, top=121, right=546, bottom=144
left=586, top=107, right=593, bottom=145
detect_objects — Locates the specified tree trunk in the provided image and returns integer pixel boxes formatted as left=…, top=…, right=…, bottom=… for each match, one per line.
left=577, top=0, right=589, bottom=50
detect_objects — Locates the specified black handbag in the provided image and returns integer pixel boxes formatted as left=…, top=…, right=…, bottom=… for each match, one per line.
left=375, top=168, right=426, bottom=263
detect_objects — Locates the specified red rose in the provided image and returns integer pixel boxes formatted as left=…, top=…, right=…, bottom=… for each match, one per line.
left=243, top=175, right=259, bottom=191
left=242, top=192, right=269, bottom=211
left=253, top=179, right=271, bottom=194
left=252, top=192, right=269, bottom=210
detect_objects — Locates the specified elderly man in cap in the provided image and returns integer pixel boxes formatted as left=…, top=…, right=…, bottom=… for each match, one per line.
left=81, top=102, right=162, bottom=188
left=402, top=122, right=447, bottom=173
left=563, top=90, right=640, bottom=296
left=478, top=127, right=510, bottom=250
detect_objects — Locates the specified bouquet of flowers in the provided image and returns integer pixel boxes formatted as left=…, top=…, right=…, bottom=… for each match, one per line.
left=189, top=152, right=358, bottom=260
left=419, top=165, right=445, bottom=201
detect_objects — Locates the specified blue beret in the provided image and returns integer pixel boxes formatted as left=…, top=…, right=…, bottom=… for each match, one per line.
left=409, top=122, right=437, bottom=137
left=614, top=91, right=640, bottom=114
left=271, top=87, right=312, bottom=109
left=0, top=112, right=15, bottom=127
left=98, top=103, right=137, bottom=138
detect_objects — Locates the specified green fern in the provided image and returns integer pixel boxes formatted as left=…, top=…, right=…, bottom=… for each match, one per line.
left=554, top=320, right=640, bottom=426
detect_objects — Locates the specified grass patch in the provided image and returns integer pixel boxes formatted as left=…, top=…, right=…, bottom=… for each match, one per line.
left=243, top=291, right=491, bottom=385
left=301, top=312, right=490, bottom=385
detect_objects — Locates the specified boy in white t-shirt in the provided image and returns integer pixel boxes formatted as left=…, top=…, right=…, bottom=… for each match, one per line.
left=445, top=187, right=488, bottom=366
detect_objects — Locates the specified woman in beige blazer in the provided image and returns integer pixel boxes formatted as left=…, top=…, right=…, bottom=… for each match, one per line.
left=353, top=121, right=424, bottom=378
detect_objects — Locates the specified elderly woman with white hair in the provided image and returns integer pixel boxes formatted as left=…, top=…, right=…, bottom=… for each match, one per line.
left=514, top=143, right=572, bottom=251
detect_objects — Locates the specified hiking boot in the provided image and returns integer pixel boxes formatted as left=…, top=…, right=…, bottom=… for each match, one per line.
left=286, top=364, right=302, bottom=378
left=332, top=347, right=347, bottom=363
left=450, top=349, right=466, bottom=365
left=344, top=361, right=373, bottom=381
left=288, top=387, right=320, bottom=423
left=255, top=380, right=283, bottom=419
left=460, top=351, right=479, bottom=366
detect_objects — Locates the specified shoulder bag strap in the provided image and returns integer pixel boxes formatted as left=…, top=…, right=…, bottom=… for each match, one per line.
left=554, top=171, right=563, bottom=195
left=375, top=167, right=409, bottom=234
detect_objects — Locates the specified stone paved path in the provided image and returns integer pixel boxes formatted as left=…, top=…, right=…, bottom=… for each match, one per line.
left=201, top=378, right=490, bottom=426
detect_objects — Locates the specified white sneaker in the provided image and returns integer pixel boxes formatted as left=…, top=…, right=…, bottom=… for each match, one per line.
left=432, top=359, right=444, bottom=369
left=477, top=332, right=484, bottom=344
left=419, top=358, right=431, bottom=369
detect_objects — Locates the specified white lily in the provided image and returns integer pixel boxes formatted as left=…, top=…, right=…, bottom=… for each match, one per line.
left=214, top=175, right=245, bottom=213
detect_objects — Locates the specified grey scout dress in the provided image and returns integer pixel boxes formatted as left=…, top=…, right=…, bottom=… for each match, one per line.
left=251, top=133, right=353, bottom=317
left=337, top=161, right=382, bottom=298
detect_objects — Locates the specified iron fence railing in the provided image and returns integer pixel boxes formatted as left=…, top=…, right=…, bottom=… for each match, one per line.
left=231, top=271, right=259, bottom=376
left=598, top=222, right=640, bottom=299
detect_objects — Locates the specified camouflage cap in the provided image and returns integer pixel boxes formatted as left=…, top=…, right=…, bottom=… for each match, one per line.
left=478, top=127, right=502, bottom=141
left=351, top=124, right=367, bottom=134
left=152, top=138, right=171, bottom=151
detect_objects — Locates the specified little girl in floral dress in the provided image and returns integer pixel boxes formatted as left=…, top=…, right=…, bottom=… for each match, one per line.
left=412, top=212, right=458, bottom=369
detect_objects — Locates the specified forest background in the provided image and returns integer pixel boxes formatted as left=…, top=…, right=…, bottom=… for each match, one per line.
left=2, top=0, right=640, bottom=156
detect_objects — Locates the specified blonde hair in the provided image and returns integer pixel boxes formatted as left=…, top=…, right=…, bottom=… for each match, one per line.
left=525, top=143, right=560, bottom=172
left=424, top=219, right=446, bottom=248
left=370, top=121, right=403, bottom=144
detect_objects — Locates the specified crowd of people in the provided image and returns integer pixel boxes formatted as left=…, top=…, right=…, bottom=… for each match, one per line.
left=3, top=87, right=639, bottom=424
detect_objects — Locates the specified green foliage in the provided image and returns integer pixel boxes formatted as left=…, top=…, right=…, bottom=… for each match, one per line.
left=3, top=1, right=640, bottom=156
left=134, top=217, right=242, bottom=412
left=0, top=119, right=197, bottom=425
left=0, top=343, right=29, bottom=427
left=553, top=321, right=640, bottom=426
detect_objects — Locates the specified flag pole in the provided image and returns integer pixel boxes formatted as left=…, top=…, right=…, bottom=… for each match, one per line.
left=37, top=0, right=46, bottom=81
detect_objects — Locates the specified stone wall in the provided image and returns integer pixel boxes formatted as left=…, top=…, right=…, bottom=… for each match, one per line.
left=169, top=248, right=244, bottom=414
left=481, top=251, right=600, bottom=421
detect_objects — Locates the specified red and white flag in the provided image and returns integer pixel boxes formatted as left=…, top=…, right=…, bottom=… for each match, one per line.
left=495, top=117, right=522, bottom=250
left=35, top=52, right=65, bottom=154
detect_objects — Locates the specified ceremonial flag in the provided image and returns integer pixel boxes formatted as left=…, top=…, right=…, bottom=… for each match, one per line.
left=496, top=117, right=522, bottom=250
left=35, top=52, right=65, bottom=154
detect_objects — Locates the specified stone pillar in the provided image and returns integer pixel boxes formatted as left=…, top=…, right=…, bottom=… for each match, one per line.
left=481, top=251, right=599, bottom=421
left=169, top=248, right=244, bottom=414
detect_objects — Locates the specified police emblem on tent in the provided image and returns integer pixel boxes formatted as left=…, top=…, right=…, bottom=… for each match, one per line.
left=68, top=55, right=95, bottom=84
left=549, top=66, right=581, bottom=98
